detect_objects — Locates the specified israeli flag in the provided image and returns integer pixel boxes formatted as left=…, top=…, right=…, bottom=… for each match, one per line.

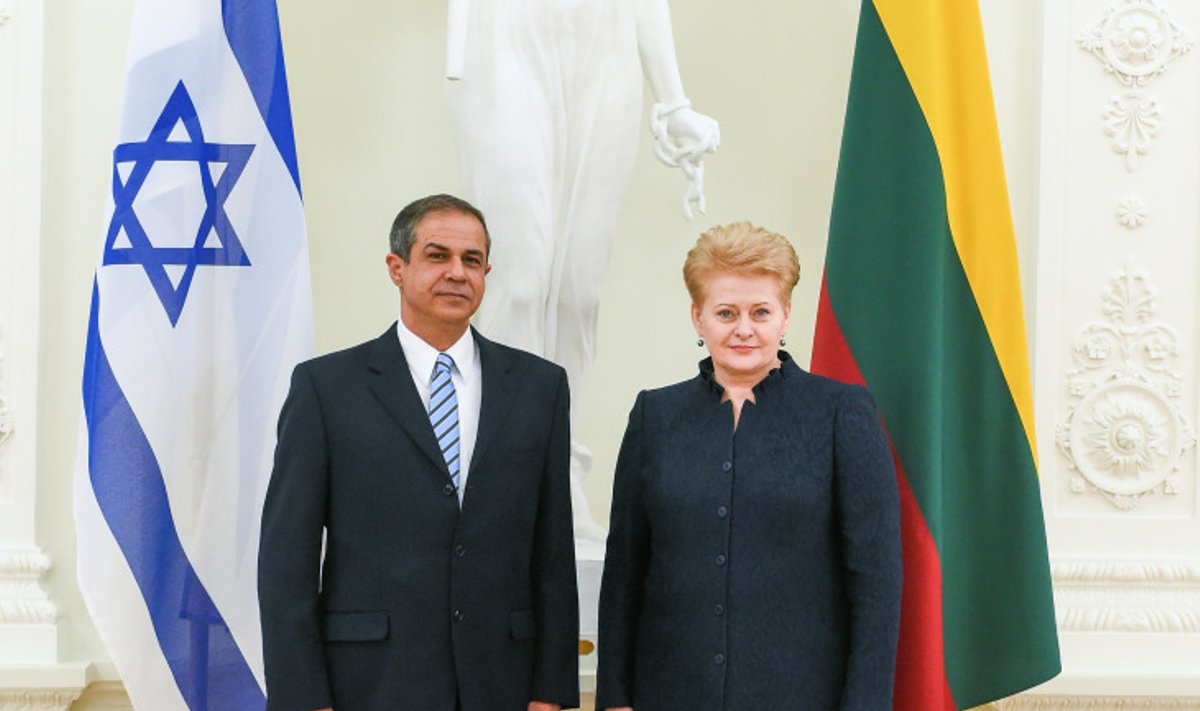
left=74, top=1, right=312, bottom=709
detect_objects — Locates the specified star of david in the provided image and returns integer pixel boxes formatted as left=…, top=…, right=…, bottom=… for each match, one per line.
left=103, top=80, right=255, bottom=326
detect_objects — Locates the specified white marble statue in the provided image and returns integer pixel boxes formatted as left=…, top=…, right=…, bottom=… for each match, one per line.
left=443, top=0, right=720, bottom=547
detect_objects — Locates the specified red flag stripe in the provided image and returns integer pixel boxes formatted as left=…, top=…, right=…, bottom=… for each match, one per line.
left=813, top=274, right=957, bottom=710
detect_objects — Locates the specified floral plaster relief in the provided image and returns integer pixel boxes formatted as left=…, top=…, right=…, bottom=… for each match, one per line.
left=1079, top=0, right=1194, bottom=86
left=1116, top=195, right=1148, bottom=228
left=1056, top=260, right=1195, bottom=510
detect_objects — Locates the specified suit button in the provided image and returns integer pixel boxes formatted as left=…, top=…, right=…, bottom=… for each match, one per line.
left=455, top=544, right=465, bottom=557
left=716, top=505, right=728, bottom=518
left=714, top=604, right=725, bottom=616
left=443, top=483, right=455, bottom=496
left=453, top=609, right=464, bottom=622
left=714, top=653, right=725, bottom=665
left=721, top=461, right=732, bottom=472
left=715, top=554, right=726, bottom=566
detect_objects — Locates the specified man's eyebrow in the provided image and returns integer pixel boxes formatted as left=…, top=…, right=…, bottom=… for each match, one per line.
left=422, top=242, right=483, bottom=256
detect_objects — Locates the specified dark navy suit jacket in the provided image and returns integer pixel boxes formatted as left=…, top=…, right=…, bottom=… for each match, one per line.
left=259, top=326, right=579, bottom=711
left=597, top=354, right=902, bottom=710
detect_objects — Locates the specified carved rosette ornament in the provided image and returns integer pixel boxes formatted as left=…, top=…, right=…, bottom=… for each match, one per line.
left=0, top=0, right=11, bottom=27
left=1055, top=262, right=1195, bottom=510
left=1116, top=194, right=1148, bottom=228
left=1078, top=0, right=1193, bottom=86
left=1078, top=0, right=1192, bottom=171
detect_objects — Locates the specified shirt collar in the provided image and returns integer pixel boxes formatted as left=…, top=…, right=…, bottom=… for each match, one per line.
left=395, top=314, right=478, bottom=383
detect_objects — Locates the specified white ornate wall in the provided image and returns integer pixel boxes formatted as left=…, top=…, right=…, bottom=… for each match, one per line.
left=1021, top=0, right=1200, bottom=707
left=0, top=0, right=92, bottom=709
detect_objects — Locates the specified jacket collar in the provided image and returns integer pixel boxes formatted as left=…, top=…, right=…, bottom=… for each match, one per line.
left=698, top=349, right=799, bottom=399
left=365, top=324, right=514, bottom=486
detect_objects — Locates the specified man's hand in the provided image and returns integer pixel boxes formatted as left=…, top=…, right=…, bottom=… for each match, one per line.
left=528, top=702, right=561, bottom=711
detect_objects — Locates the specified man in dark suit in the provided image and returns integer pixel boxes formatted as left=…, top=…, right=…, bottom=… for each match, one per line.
left=259, top=194, right=579, bottom=711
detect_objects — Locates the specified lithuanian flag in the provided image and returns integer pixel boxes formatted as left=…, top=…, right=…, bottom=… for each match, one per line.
left=810, top=1, right=1061, bottom=708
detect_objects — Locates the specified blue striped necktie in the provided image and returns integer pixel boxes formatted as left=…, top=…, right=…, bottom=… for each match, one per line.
left=429, top=352, right=461, bottom=495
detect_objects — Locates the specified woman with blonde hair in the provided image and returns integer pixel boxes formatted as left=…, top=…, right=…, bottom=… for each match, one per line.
left=597, top=222, right=902, bottom=710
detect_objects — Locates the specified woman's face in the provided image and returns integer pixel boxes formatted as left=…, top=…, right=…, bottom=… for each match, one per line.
left=692, top=272, right=791, bottom=383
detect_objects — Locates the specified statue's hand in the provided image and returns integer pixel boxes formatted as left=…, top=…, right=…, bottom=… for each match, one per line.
left=665, top=107, right=720, bottom=162
left=650, top=103, right=719, bottom=219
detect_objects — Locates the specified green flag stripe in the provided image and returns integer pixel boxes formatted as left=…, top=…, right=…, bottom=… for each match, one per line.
left=825, top=2, right=1059, bottom=705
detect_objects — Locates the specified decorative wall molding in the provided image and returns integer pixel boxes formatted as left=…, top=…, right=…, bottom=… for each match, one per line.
left=1055, top=260, right=1195, bottom=510
left=0, top=0, right=12, bottom=28
left=0, top=350, right=13, bottom=452
left=1057, top=592, right=1200, bottom=633
left=1104, top=91, right=1161, bottom=171
left=1079, top=0, right=1192, bottom=170
left=1051, top=558, right=1200, bottom=633
left=1117, top=195, right=1148, bottom=228
left=0, top=689, right=82, bottom=711
left=1054, top=559, right=1200, bottom=583
left=0, top=549, right=56, bottom=625
left=1078, top=0, right=1194, bottom=87
left=997, top=697, right=1200, bottom=710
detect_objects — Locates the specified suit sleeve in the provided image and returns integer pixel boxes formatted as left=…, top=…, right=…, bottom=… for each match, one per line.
left=530, top=368, right=581, bottom=708
left=259, top=364, right=333, bottom=711
left=595, top=391, right=650, bottom=710
left=834, top=386, right=903, bottom=710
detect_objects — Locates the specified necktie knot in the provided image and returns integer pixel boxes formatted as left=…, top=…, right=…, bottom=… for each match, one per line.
left=433, top=352, right=455, bottom=378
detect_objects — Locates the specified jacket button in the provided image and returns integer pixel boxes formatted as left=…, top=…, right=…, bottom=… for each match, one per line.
left=715, top=554, right=726, bottom=566
left=714, top=653, right=725, bottom=665
left=716, top=505, right=728, bottom=518
left=453, top=609, right=464, bottom=622
left=443, top=483, right=455, bottom=496
left=721, top=460, right=732, bottom=472
left=714, top=603, right=725, bottom=616
left=455, top=544, right=465, bottom=557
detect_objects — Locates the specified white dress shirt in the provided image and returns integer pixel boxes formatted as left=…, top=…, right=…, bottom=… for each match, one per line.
left=396, top=315, right=482, bottom=503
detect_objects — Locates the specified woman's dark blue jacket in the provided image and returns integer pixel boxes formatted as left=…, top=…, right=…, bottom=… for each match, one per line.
left=597, top=354, right=902, bottom=711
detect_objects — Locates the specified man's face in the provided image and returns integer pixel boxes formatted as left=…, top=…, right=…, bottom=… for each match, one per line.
left=387, top=209, right=490, bottom=338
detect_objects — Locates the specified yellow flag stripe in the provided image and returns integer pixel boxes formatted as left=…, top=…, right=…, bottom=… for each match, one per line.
left=871, top=0, right=1037, bottom=463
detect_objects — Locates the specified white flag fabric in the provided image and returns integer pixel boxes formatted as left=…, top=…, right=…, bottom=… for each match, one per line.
left=74, top=1, right=312, bottom=708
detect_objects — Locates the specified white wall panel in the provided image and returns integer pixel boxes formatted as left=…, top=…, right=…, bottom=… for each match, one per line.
left=1030, top=0, right=1200, bottom=704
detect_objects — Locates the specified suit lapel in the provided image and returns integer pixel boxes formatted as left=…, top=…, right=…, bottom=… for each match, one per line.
left=365, top=325, right=450, bottom=478
left=469, top=328, right=515, bottom=478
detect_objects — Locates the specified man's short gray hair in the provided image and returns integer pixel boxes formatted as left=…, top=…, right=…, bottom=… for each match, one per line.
left=389, top=194, right=490, bottom=262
